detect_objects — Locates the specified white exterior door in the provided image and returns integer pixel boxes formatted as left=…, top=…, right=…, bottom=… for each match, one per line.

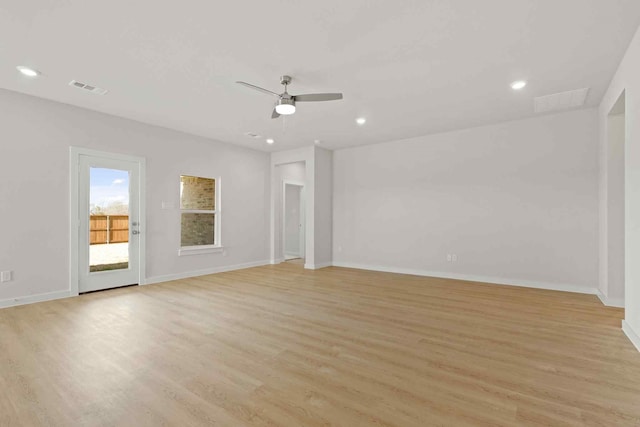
left=75, top=151, right=143, bottom=293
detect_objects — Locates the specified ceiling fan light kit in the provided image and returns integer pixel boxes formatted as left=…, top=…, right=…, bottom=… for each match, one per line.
left=275, top=98, right=296, bottom=115
left=236, top=75, right=343, bottom=119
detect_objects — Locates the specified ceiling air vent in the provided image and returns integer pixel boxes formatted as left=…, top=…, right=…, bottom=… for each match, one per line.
left=534, top=88, right=589, bottom=114
left=244, top=132, right=261, bottom=139
left=69, top=80, right=108, bottom=95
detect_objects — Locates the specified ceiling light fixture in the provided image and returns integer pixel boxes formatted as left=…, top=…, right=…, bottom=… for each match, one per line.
left=16, top=66, right=40, bottom=77
left=356, top=117, right=367, bottom=125
left=266, top=138, right=275, bottom=144
left=511, top=80, right=527, bottom=90
left=314, top=139, right=322, bottom=145
left=275, top=98, right=296, bottom=115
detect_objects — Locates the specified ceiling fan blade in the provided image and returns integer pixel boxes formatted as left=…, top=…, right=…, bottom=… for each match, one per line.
left=236, top=81, right=281, bottom=97
left=294, top=93, right=343, bottom=102
left=271, top=108, right=280, bottom=119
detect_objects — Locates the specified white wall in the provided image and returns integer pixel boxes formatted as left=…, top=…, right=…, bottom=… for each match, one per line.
left=313, top=147, right=333, bottom=268
left=0, top=89, right=270, bottom=305
left=599, top=25, right=640, bottom=349
left=279, top=162, right=306, bottom=183
left=333, top=109, right=599, bottom=293
left=602, top=113, right=626, bottom=305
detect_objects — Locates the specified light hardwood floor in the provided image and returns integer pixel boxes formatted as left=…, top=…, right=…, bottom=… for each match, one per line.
left=1, top=264, right=639, bottom=426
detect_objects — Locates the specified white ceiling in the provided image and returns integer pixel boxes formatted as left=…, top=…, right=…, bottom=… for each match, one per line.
left=1, top=1, right=639, bottom=152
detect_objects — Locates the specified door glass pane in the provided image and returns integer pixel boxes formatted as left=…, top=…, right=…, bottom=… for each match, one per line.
left=89, top=168, right=130, bottom=272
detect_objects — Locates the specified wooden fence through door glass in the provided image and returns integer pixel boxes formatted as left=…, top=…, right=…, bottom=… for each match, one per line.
left=89, top=215, right=129, bottom=244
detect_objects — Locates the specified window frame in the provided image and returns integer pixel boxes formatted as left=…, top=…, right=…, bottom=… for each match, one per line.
left=178, top=175, right=222, bottom=256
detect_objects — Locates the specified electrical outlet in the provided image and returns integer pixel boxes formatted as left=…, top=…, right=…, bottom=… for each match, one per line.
left=446, top=254, right=452, bottom=262
left=0, top=271, right=12, bottom=283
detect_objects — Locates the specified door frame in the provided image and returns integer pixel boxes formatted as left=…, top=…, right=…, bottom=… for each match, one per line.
left=282, top=180, right=305, bottom=260
left=69, top=147, right=147, bottom=295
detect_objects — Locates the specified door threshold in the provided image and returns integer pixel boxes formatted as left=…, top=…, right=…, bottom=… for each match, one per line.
left=80, top=283, right=139, bottom=295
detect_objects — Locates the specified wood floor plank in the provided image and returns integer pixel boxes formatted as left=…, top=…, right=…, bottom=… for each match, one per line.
left=1, top=263, right=639, bottom=426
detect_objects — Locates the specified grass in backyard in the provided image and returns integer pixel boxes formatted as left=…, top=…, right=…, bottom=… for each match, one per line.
left=90, top=262, right=129, bottom=272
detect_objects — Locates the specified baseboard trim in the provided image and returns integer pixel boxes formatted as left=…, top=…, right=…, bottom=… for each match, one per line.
left=597, top=292, right=625, bottom=308
left=0, top=290, right=72, bottom=309
left=270, top=258, right=285, bottom=265
left=304, top=262, right=332, bottom=270
left=331, top=262, right=597, bottom=295
left=622, top=320, right=640, bottom=352
left=0, top=262, right=599, bottom=309
left=143, top=260, right=271, bottom=285
left=1, top=261, right=272, bottom=309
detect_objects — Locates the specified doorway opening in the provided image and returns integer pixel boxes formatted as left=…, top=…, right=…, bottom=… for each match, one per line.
left=283, top=180, right=305, bottom=262
left=273, top=160, right=307, bottom=264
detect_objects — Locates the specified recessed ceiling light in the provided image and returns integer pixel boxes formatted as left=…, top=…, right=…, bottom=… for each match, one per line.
left=16, top=66, right=40, bottom=77
left=356, top=117, right=367, bottom=125
left=266, top=138, right=275, bottom=144
left=511, top=80, right=527, bottom=90
left=314, top=139, right=321, bottom=145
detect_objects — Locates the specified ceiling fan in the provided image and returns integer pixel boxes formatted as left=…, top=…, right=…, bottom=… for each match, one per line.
left=236, top=75, right=343, bottom=119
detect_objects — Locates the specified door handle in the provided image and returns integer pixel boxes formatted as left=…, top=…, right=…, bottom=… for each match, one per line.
left=132, top=230, right=140, bottom=235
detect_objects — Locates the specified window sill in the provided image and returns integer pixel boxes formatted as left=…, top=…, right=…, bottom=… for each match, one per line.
left=178, top=246, right=224, bottom=256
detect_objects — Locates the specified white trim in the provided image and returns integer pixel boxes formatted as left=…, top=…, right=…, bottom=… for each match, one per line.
left=331, top=262, right=598, bottom=295
left=144, top=260, right=270, bottom=285
left=305, top=262, right=332, bottom=270
left=270, top=258, right=285, bottom=265
left=597, top=292, right=625, bottom=308
left=1, top=261, right=269, bottom=308
left=139, top=158, right=147, bottom=288
left=622, top=320, right=640, bottom=352
left=178, top=245, right=224, bottom=256
left=0, top=290, right=72, bottom=309
left=69, top=149, right=80, bottom=296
